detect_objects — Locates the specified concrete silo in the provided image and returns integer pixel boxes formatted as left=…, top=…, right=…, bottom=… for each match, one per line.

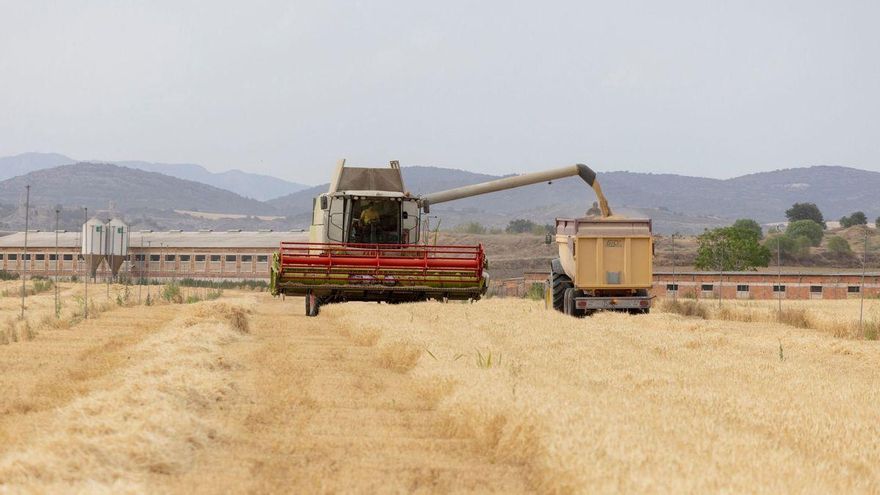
left=106, top=218, right=129, bottom=276
left=81, top=218, right=106, bottom=278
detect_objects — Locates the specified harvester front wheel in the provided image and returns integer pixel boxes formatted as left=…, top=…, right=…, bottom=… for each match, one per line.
left=305, top=292, right=320, bottom=317
left=550, top=259, right=573, bottom=313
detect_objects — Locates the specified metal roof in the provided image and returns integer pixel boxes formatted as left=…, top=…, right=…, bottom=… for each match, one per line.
left=0, top=230, right=309, bottom=249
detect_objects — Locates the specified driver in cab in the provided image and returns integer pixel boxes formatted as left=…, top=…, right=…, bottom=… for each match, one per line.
left=359, top=201, right=381, bottom=225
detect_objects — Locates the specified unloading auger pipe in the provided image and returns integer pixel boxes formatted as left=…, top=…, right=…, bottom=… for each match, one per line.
left=419, top=163, right=612, bottom=217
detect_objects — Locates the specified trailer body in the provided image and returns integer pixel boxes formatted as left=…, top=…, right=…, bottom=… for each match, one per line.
left=549, top=217, right=654, bottom=316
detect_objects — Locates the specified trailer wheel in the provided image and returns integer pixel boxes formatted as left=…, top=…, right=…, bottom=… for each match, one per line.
left=563, top=288, right=581, bottom=317
left=550, top=259, right=573, bottom=313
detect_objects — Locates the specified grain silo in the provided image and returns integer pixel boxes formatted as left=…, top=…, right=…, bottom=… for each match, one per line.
left=106, top=218, right=129, bottom=276
left=81, top=217, right=106, bottom=278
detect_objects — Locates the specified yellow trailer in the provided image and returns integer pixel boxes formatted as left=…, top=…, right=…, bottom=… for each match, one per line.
left=549, top=217, right=654, bottom=316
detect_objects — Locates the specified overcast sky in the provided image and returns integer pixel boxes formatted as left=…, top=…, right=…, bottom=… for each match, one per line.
left=0, top=1, right=877, bottom=184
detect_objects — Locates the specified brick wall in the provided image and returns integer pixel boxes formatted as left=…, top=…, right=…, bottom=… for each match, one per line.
left=490, top=271, right=880, bottom=300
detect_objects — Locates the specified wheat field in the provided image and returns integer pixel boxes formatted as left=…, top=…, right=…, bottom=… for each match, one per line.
left=1, top=289, right=878, bottom=493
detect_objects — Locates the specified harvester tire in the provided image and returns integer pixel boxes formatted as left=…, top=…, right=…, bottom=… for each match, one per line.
left=550, top=259, right=573, bottom=313
left=306, top=292, right=320, bottom=317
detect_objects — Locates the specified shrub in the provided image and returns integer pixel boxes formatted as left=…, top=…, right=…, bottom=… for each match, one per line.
left=695, top=226, right=770, bottom=271
left=506, top=219, right=539, bottom=234
left=32, top=278, right=53, bottom=294
left=732, top=219, right=763, bottom=239
left=161, top=283, right=182, bottom=303
left=786, top=220, right=823, bottom=247
left=177, top=278, right=268, bottom=291
left=840, top=211, right=868, bottom=228
left=455, top=222, right=487, bottom=235
left=525, top=283, right=545, bottom=300
left=826, top=236, right=852, bottom=255
left=764, top=234, right=810, bottom=260
left=116, top=285, right=132, bottom=306
left=785, top=202, right=825, bottom=228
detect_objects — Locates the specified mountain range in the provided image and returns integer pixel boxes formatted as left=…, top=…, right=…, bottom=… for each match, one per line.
left=0, top=152, right=308, bottom=201
left=267, top=164, right=880, bottom=233
left=0, top=152, right=878, bottom=234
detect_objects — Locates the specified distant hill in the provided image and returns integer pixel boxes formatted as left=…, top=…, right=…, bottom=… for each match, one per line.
left=114, top=160, right=309, bottom=201
left=0, top=152, right=74, bottom=179
left=0, top=163, right=276, bottom=215
left=4, top=155, right=880, bottom=234
left=268, top=164, right=880, bottom=233
left=0, top=152, right=309, bottom=200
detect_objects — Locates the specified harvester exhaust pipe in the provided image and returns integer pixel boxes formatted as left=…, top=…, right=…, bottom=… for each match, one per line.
left=419, top=163, right=612, bottom=217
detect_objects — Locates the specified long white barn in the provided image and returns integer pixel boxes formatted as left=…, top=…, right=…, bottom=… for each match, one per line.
left=0, top=230, right=309, bottom=280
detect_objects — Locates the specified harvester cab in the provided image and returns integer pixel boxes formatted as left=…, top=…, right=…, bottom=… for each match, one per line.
left=311, top=160, right=422, bottom=246
left=271, top=159, right=621, bottom=316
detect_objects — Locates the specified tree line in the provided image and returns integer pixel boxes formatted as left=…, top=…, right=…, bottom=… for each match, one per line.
left=694, top=202, right=874, bottom=271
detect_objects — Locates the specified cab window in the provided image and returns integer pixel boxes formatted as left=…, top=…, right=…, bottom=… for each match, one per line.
left=348, top=198, right=401, bottom=244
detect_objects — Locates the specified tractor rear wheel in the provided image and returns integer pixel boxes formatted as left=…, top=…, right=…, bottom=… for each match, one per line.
left=550, top=259, right=573, bottom=313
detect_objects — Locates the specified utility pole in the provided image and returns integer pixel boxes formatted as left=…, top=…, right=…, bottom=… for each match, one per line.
left=84, top=206, right=88, bottom=319
left=138, top=233, right=143, bottom=304
left=146, top=240, right=151, bottom=301
left=777, top=227, right=782, bottom=315
left=671, top=233, right=677, bottom=302
left=107, top=218, right=112, bottom=299
left=55, top=208, right=60, bottom=318
left=718, top=239, right=724, bottom=308
left=21, top=185, right=30, bottom=320
left=860, top=225, right=868, bottom=336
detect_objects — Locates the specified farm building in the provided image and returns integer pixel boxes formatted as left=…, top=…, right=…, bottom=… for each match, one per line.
left=0, top=228, right=308, bottom=280
left=493, top=270, right=880, bottom=300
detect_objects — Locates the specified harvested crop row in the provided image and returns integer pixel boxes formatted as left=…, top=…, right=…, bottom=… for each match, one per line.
left=0, top=300, right=252, bottom=493
left=328, top=298, right=880, bottom=493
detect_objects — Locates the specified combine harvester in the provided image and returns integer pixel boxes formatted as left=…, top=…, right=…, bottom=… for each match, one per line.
left=271, top=159, right=651, bottom=316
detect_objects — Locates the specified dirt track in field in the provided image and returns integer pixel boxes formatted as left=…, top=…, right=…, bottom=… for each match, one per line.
left=162, top=299, right=529, bottom=494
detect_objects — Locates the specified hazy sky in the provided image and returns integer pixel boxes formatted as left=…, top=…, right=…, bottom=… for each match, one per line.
left=1, top=1, right=877, bottom=184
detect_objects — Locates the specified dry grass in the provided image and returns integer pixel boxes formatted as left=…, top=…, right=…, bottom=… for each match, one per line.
left=377, top=341, right=423, bottom=372
left=322, top=298, right=880, bottom=493
left=0, top=295, right=252, bottom=493
left=3, top=292, right=879, bottom=493
left=225, top=306, right=250, bottom=334
left=658, top=298, right=709, bottom=319
left=659, top=297, right=880, bottom=339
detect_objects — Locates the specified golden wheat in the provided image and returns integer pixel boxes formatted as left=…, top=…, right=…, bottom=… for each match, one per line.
left=0, top=296, right=253, bottom=493
left=3, top=292, right=879, bottom=493
left=325, top=298, right=880, bottom=493
left=661, top=297, right=880, bottom=339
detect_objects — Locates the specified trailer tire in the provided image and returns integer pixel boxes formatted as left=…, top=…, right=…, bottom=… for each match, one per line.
left=563, top=287, right=577, bottom=316
left=550, top=259, right=573, bottom=313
